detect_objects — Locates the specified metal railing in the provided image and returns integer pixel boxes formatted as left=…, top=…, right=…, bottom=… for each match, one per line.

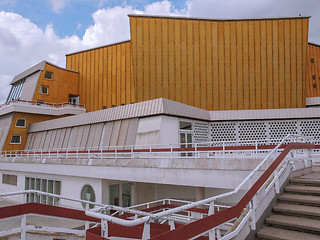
left=84, top=135, right=316, bottom=239
left=0, top=99, right=85, bottom=109
left=2, top=136, right=317, bottom=161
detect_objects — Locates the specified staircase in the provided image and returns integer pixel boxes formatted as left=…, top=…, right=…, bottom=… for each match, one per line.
left=257, top=169, right=320, bottom=240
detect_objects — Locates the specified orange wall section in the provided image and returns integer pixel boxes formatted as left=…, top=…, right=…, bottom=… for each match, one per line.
left=307, top=43, right=320, bottom=98
left=129, top=16, right=309, bottom=111
left=65, top=41, right=135, bottom=112
left=3, top=113, right=65, bottom=151
left=33, top=63, right=79, bottom=104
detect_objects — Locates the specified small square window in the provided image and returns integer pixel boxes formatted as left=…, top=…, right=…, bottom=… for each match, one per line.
left=10, top=135, right=21, bottom=144
left=44, top=71, right=53, bottom=80
left=40, top=85, right=49, bottom=95
left=180, top=121, right=192, bottom=130
left=15, top=118, right=26, bottom=128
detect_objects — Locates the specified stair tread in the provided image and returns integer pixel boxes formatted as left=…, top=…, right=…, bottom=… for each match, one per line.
left=273, top=203, right=320, bottom=217
left=266, top=214, right=320, bottom=232
left=279, top=193, right=320, bottom=204
left=291, top=178, right=320, bottom=186
left=285, top=185, right=320, bottom=194
left=257, top=226, right=320, bottom=240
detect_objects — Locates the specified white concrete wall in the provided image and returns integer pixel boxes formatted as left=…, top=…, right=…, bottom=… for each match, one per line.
left=0, top=113, right=14, bottom=151
left=20, top=71, right=41, bottom=101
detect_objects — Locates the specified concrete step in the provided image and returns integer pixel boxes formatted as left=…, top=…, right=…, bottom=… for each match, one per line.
left=266, top=214, right=320, bottom=234
left=279, top=193, right=320, bottom=206
left=285, top=185, right=320, bottom=195
left=273, top=203, right=320, bottom=218
left=290, top=178, right=320, bottom=186
left=257, top=226, right=320, bottom=240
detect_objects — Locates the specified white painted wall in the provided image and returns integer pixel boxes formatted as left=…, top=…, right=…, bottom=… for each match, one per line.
left=20, top=71, right=41, bottom=101
left=0, top=113, right=14, bottom=151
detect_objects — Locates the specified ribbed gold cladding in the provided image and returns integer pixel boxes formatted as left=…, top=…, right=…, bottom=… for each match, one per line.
left=66, top=41, right=135, bottom=112
left=307, top=43, right=320, bottom=98
left=129, top=16, right=309, bottom=110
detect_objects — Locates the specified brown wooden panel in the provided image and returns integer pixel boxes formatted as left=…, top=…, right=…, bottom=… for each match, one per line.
left=236, top=21, right=244, bottom=110
left=278, top=20, right=285, bottom=108
left=272, top=20, right=279, bottom=108
left=218, top=21, right=225, bottom=109
left=168, top=19, right=176, bottom=101
left=199, top=20, right=207, bottom=109
left=248, top=21, right=255, bottom=109
left=230, top=21, right=237, bottom=109
left=180, top=19, right=188, bottom=105
left=224, top=21, right=231, bottom=110
left=260, top=21, right=267, bottom=109
left=211, top=21, right=219, bottom=110
left=205, top=21, right=213, bottom=110
left=149, top=18, right=156, bottom=101
left=187, top=20, right=194, bottom=106
left=174, top=19, right=182, bottom=103
left=284, top=20, right=291, bottom=108
left=193, top=20, right=201, bottom=108
left=143, top=17, right=150, bottom=101
left=254, top=21, right=262, bottom=109
left=290, top=20, right=297, bottom=107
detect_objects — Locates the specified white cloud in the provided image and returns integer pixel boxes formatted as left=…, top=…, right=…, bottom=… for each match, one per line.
left=49, top=0, right=69, bottom=14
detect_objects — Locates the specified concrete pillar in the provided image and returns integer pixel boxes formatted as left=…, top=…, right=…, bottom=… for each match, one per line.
left=196, top=187, right=205, bottom=201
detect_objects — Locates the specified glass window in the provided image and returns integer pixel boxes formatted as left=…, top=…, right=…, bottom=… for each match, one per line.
left=80, top=184, right=96, bottom=209
left=180, top=121, right=192, bottom=130
left=110, top=184, right=119, bottom=206
left=40, top=85, right=49, bottom=95
left=44, top=71, right=53, bottom=80
left=122, top=183, right=131, bottom=207
left=15, top=118, right=26, bottom=128
left=6, top=79, right=25, bottom=102
left=10, top=135, right=21, bottom=144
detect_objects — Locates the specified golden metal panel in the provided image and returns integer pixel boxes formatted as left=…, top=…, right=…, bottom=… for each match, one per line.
left=155, top=18, right=163, bottom=98
left=290, top=20, right=297, bottom=107
left=230, top=21, right=237, bottom=110
left=272, top=20, right=279, bottom=108
left=218, top=21, right=225, bottom=109
left=187, top=20, right=194, bottom=106
left=205, top=21, right=213, bottom=110
left=162, top=19, right=169, bottom=99
left=236, top=21, right=244, bottom=110
left=168, top=19, right=176, bottom=101
left=174, top=19, right=182, bottom=103
left=143, top=18, right=150, bottom=101
left=278, top=20, right=285, bottom=108
left=199, top=20, right=207, bottom=109
left=266, top=21, right=273, bottom=109
left=248, top=21, right=255, bottom=109
left=284, top=20, right=291, bottom=108
left=149, top=18, right=156, bottom=101
left=193, top=20, right=201, bottom=108
left=211, top=21, right=219, bottom=110
left=180, top=19, right=188, bottom=105
left=254, top=21, right=262, bottom=109
left=224, top=22, right=231, bottom=110
left=260, top=20, right=267, bottom=109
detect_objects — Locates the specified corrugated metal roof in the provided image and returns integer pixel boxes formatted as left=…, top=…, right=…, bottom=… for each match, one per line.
left=28, top=98, right=320, bottom=133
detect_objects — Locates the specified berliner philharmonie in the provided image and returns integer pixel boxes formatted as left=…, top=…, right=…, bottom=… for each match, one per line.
left=1, top=14, right=320, bottom=239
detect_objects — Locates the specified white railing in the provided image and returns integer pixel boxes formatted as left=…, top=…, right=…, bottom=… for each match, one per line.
left=84, top=135, right=315, bottom=239
left=2, top=136, right=316, bottom=161
left=0, top=99, right=85, bottom=109
left=0, top=190, right=229, bottom=239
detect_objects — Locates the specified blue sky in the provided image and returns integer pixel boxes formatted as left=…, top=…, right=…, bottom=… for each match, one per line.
left=0, top=0, right=320, bottom=103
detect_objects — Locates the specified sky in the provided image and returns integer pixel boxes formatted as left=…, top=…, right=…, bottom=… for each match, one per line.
left=0, top=0, right=320, bottom=103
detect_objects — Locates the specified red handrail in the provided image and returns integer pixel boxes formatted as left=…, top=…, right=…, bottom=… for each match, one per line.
left=149, top=142, right=315, bottom=239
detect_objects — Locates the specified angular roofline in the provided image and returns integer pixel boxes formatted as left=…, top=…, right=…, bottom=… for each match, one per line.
left=309, top=42, right=320, bottom=48
left=66, top=40, right=131, bottom=56
left=28, top=98, right=320, bottom=133
left=128, top=14, right=311, bottom=22
left=11, top=60, right=78, bottom=85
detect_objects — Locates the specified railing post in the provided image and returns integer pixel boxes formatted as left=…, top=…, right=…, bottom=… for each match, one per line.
left=142, top=222, right=150, bottom=240
left=85, top=203, right=90, bottom=230
left=101, top=219, right=108, bottom=238
left=195, top=143, right=198, bottom=159
left=209, top=201, right=215, bottom=240
left=222, top=142, right=225, bottom=159
left=21, top=214, right=26, bottom=239
left=131, top=146, right=134, bottom=159
left=170, top=144, right=173, bottom=159
left=249, top=198, right=256, bottom=230
left=169, top=220, right=175, bottom=230
left=274, top=169, right=280, bottom=194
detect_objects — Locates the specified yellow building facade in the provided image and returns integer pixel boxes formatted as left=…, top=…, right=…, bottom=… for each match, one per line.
left=66, top=15, right=312, bottom=112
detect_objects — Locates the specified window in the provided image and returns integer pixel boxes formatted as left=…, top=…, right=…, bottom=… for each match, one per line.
left=25, top=177, right=61, bottom=205
left=69, top=94, right=80, bottom=105
left=6, top=79, right=25, bottom=102
left=44, top=71, right=53, bottom=80
left=80, top=184, right=96, bottom=209
left=40, top=85, right=49, bottom=95
left=180, top=121, right=192, bottom=130
left=10, top=135, right=21, bottom=144
left=15, top=118, right=26, bottom=128
left=2, top=174, right=17, bottom=186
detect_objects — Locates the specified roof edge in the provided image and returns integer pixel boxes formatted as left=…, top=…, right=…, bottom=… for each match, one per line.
left=66, top=40, right=131, bottom=56
left=128, top=14, right=311, bottom=22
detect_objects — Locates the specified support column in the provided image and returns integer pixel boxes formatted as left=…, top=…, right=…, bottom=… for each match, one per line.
left=196, top=187, right=205, bottom=202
